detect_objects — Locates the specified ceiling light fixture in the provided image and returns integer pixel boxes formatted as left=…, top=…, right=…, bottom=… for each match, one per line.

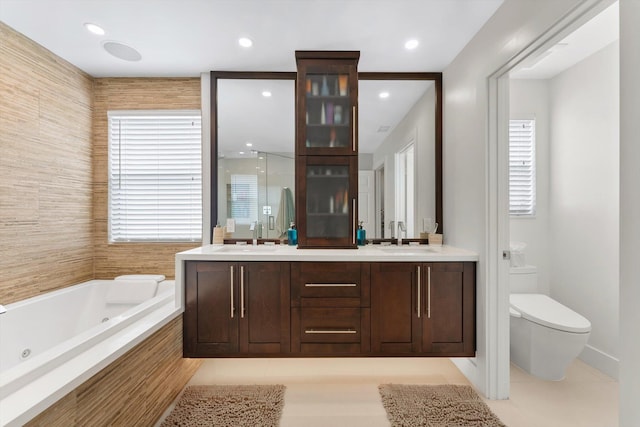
left=238, top=37, right=253, bottom=48
left=262, top=91, right=272, bottom=97
left=404, top=39, right=419, bottom=50
left=379, top=91, right=390, bottom=99
left=84, top=22, right=105, bottom=36
left=246, top=142, right=253, bottom=147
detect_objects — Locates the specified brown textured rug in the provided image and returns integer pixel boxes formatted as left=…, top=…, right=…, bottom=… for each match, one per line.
left=379, top=384, right=506, bottom=427
left=160, top=384, right=286, bottom=427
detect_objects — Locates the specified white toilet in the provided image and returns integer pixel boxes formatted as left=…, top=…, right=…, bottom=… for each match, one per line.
left=509, top=266, right=591, bottom=380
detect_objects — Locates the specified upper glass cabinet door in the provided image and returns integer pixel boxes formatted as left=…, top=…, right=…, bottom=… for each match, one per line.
left=295, top=51, right=359, bottom=156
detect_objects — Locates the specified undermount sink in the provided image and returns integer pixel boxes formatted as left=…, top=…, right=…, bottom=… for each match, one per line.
left=378, top=245, right=437, bottom=255
left=216, top=244, right=280, bottom=252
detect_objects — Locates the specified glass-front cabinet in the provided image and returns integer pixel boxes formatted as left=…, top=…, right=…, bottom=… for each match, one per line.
left=296, top=51, right=359, bottom=155
left=295, top=51, right=359, bottom=248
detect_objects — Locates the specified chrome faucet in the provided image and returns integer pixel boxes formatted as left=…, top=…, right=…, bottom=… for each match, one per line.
left=250, top=221, right=262, bottom=245
left=388, top=220, right=395, bottom=239
left=397, top=221, right=407, bottom=245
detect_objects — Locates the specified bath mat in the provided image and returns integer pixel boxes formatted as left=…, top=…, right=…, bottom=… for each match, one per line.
left=160, top=384, right=285, bottom=427
left=378, top=384, right=506, bottom=427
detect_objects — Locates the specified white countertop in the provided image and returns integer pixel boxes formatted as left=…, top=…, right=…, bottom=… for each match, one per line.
left=175, top=243, right=478, bottom=262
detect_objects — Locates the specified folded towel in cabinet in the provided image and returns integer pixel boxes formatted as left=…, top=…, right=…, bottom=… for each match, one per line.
left=106, top=279, right=158, bottom=304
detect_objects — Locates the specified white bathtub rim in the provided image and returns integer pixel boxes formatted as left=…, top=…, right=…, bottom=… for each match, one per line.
left=0, top=285, right=174, bottom=399
left=0, top=300, right=181, bottom=427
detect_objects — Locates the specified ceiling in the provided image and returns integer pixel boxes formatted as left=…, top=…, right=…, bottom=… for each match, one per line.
left=1, top=0, right=505, bottom=154
left=0, top=1, right=619, bottom=154
left=0, top=0, right=504, bottom=77
left=511, top=1, right=618, bottom=79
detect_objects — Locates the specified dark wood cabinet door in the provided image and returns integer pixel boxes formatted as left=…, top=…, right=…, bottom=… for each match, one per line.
left=295, top=51, right=359, bottom=156
left=184, top=261, right=239, bottom=356
left=421, top=262, right=475, bottom=356
left=296, top=155, right=358, bottom=248
left=371, top=263, right=421, bottom=354
left=239, top=262, right=291, bottom=354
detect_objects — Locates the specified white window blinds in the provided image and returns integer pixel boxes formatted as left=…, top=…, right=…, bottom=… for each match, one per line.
left=229, top=174, right=258, bottom=225
left=108, top=111, right=202, bottom=242
left=509, top=119, right=536, bottom=216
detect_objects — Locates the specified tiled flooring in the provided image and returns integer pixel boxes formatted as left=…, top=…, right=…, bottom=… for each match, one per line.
left=156, top=358, right=618, bottom=426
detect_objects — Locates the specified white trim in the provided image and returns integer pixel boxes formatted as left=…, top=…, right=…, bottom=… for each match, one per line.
left=580, top=345, right=620, bottom=380
left=201, top=72, right=211, bottom=244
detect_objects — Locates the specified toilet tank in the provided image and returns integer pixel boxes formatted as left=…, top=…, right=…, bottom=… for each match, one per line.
left=509, top=265, right=538, bottom=293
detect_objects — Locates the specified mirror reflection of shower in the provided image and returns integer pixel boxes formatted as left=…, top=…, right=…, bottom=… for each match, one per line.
left=219, top=151, right=295, bottom=239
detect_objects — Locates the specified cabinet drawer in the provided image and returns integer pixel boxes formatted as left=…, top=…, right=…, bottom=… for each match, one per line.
left=293, top=262, right=361, bottom=298
left=300, top=307, right=361, bottom=343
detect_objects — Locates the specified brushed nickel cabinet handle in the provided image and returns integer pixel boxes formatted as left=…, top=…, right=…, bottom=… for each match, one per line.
left=304, top=329, right=357, bottom=334
left=230, top=265, right=235, bottom=319
left=417, top=265, right=421, bottom=318
left=352, top=198, right=357, bottom=245
left=427, top=266, right=432, bottom=318
left=352, top=106, right=357, bottom=152
left=240, top=265, right=245, bottom=318
left=305, top=283, right=357, bottom=287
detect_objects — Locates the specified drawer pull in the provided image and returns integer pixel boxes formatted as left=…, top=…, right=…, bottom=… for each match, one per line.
left=230, top=265, right=235, bottom=319
left=305, top=283, right=357, bottom=288
left=240, top=265, right=245, bottom=318
left=417, top=266, right=421, bottom=318
left=427, top=266, right=431, bottom=318
left=304, top=329, right=357, bottom=334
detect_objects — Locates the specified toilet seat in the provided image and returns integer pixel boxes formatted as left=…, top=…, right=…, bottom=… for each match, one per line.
left=510, top=294, right=591, bottom=333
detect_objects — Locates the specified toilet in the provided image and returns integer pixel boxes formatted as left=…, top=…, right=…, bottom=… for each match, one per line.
left=509, top=266, right=591, bottom=380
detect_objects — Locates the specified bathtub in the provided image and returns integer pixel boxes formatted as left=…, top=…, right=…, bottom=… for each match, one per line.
left=0, top=278, right=181, bottom=426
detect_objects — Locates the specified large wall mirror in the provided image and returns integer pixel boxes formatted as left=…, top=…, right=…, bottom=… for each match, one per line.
left=211, top=71, right=442, bottom=241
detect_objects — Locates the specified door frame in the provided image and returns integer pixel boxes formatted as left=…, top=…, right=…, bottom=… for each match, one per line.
left=486, top=0, right=615, bottom=399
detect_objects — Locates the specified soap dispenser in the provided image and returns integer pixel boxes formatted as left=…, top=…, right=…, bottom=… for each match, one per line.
left=356, top=221, right=366, bottom=246
left=287, top=222, right=298, bottom=246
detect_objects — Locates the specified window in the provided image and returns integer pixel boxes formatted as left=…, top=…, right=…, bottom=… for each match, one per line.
left=227, top=174, right=258, bottom=225
left=509, top=119, right=536, bottom=216
left=108, top=110, right=202, bottom=242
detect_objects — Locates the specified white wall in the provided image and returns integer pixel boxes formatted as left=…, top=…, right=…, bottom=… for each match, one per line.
left=548, top=41, right=619, bottom=378
left=619, top=1, right=640, bottom=424
left=509, top=80, right=551, bottom=295
left=372, top=85, right=436, bottom=236
left=442, top=0, right=583, bottom=398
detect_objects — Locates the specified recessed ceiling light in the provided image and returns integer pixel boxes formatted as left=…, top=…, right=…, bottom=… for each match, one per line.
left=246, top=142, right=253, bottom=147
left=84, top=22, right=105, bottom=36
left=379, top=91, right=390, bottom=99
left=262, top=91, right=272, bottom=97
left=238, top=37, right=253, bottom=48
left=404, top=39, right=419, bottom=50
left=239, top=151, right=245, bottom=155
left=102, top=41, right=141, bottom=61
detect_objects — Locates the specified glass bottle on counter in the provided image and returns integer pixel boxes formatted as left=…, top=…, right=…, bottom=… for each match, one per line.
left=287, top=222, right=298, bottom=246
left=357, top=221, right=366, bottom=246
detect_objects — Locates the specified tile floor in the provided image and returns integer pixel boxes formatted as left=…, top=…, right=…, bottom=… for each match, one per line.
left=156, top=358, right=618, bottom=426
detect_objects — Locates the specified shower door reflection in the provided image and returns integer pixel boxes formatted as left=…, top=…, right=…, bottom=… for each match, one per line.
left=220, top=151, right=294, bottom=239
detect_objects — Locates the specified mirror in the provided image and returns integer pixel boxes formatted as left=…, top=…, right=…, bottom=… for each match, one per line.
left=213, top=72, right=296, bottom=240
left=358, top=73, right=442, bottom=239
left=211, top=71, right=442, bottom=242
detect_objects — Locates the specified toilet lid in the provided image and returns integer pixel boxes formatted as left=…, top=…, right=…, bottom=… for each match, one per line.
left=510, top=294, right=591, bottom=333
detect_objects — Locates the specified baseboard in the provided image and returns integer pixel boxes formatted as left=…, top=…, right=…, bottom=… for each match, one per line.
left=579, top=344, right=619, bottom=380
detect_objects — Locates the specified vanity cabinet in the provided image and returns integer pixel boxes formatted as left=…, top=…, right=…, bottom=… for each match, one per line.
left=291, top=262, right=370, bottom=355
left=295, top=51, right=360, bottom=249
left=182, top=259, right=475, bottom=358
left=370, top=262, right=475, bottom=356
left=183, top=261, right=290, bottom=357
